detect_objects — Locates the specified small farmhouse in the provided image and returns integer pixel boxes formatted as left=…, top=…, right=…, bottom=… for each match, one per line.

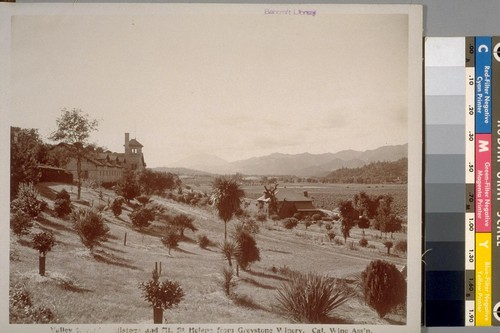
left=257, top=188, right=321, bottom=219
left=63, top=132, right=146, bottom=183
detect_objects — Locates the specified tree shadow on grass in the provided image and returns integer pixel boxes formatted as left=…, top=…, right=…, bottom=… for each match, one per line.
left=100, top=243, right=127, bottom=254
left=173, top=246, right=197, bottom=255
left=231, top=293, right=270, bottom=313
left=92, top=251, right=141, bottom=270
left=245, top=270, right=289, bottom=282
left=36, top=215, right=74, bottom=233
left=50, top=277, right=93, bottom=294
left=16, top=238, right=32, bottom=248
left=240, top=277, right=276, bottom=290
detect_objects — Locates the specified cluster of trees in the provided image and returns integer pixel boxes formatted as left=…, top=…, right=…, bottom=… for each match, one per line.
left=338, top=191, right=404, bottom=242
left=114, top=169, right=181, bottom=203
left=323, top=158, right=408, bottom=184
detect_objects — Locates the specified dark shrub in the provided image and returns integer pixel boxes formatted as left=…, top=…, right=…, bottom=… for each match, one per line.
left=139, top=268, right=184, bottom=314
left=324, top=223, right=332, bottom=231
left=162, top=227, right=180, bottom=254
left=234, top=231, right=260, bottom=270
left=10, top=285, right=56, bottom=323
left=71, top=207, right=110, bottom=250
left=197, top=234, right=210, bottom=249
left=304, top=220, right=312, bottom=230
left=395, top=239, right=407, bottom=254
left=129, top=206, right=156, bottom=228
left=136, top=195, right=151, bottom=206
left=11, top=183, right=43, bottom=218
left=111, top=198, right=123, bottom=217
left=275, top=272, right=356, bottom=323
left=362, top=260, right=406, bottom=318
left=283, top=218, right=299, bottom=230
left=359, top=238, right=368, bottom=247
left=312, top=213, right=322, bottom=221
left=54, top=189, right=72, bottom=217
left=11, top=210, right=33, bottom=238
left=31, top=231, right=55, bottom=255
left=270, top=214, right=280, bottom=221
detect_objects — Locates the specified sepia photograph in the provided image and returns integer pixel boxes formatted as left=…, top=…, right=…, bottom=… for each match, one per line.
left=1, top=3, right=422, bottom=333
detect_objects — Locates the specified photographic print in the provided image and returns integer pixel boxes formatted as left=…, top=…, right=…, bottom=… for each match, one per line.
left=0, top=3, right=422, bottom=333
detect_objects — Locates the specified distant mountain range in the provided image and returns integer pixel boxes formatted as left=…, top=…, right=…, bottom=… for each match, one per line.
left=163, top=144, right=407, bottom=177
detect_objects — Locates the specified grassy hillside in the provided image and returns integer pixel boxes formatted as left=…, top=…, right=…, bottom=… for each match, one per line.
left=10, top=183, right=407, bottom=324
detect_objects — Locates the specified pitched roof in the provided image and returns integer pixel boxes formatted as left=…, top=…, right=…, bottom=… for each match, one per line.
left=128, top=138, right=143, bottom=147
left=257, top=188, right=312, bottom=203
left=275, top=188, right=312, bottom=202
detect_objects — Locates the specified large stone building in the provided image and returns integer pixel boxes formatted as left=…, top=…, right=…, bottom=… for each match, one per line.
left=64, top=132, right=146, bottom=183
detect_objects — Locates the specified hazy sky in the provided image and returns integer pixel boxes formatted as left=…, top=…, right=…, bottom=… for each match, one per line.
left=10, top=7, right=409, bottom=168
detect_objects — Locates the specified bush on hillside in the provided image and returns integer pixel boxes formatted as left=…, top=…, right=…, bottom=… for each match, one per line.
left=10, top=285, right=56, bottom=323
left=129, top=206, right=156, bottom=229
left=10, top=210, right=33, bottom=238
left=362, top=260, right=406, bottom=318
left=71, top=207, right=110, bottom=250
left=54, top=189, right=72, bottom=217
left=283, top=218, right=299, bottom=230
left=197, top=234, right=210, bottom=249
left=11, top=183, right=44, bottom=218
left=359, top=238, right=369, bottom=247
left=275, top=272, right=356, bottom=323
left=395, top=239, right=407, bottom=254
left=234, top=230, right=260, bottom=271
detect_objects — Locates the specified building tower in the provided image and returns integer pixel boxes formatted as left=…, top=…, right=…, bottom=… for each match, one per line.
left=124, top=132, right=146, bottom=171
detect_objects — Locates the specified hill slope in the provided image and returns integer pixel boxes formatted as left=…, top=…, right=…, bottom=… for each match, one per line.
left=9, top=182, right=407, bottom=324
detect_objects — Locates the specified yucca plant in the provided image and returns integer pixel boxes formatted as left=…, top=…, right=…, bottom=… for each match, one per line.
left=275, top=272, right=356, bottom=323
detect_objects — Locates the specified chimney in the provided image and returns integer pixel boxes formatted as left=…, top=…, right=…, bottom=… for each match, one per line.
left=124, top=133, right=130, bottom=153
left=303, top=191, right=308, bottom=198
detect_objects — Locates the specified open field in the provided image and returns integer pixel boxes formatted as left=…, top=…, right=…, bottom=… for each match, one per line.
left=10, top=182, right=407, bottom=324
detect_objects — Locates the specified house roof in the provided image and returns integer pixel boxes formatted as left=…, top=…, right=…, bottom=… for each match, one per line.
left=275, top=188, right=312, bottom=202
left=128, top=138, right=143, bottom=147
left=257, top=188, right=313, bottom=203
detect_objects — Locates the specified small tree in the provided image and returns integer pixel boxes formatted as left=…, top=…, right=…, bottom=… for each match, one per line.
left=116, top=170, right=141, bottom=203
left=139, top=268, right=184, bottom=324
left=197, top=234, right=210, bottom=249
left=211, top=176, right=244, bottom=240
left=172, top=214, right=197, bottom=238
left=220, top=240, right=238, bottom=267
left=221, top=265, right=237, bottom=296
left=339, top=200, right=358, bottom=242
left=31, top=231, right=55, bottom=276
left=111, top=197, right=123, bottom=217
left=304, top=219, right=312, bottom=230
left=384, top=241, right=394, bottom=255
left=357, top=216, right=370, bottom=236
left=234, top=230, right=260, bottom=271
left=11, top=183, right=44, bottom=218
left=54, top=189, right=72, bottom=217
left=71, top=207, right=110, bottom=250
left=362, top=260, right=406, bottom=318
left=162, top=227, right=180, bottom=255
left=49, top=108, right=99, bottom=200
left=10, top=210, right=33, bottom=238
left=129, top=206, right=156, bottom=229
